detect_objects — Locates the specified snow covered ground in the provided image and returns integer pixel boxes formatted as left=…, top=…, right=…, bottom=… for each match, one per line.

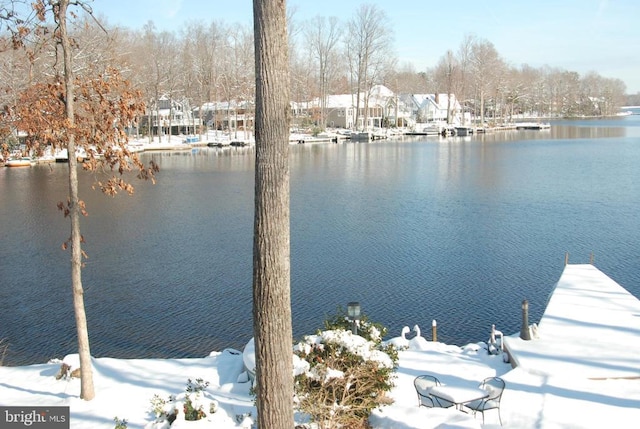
left=2, top=264, right=639, bottom=428
left=1, top=337, right=639, bottom=428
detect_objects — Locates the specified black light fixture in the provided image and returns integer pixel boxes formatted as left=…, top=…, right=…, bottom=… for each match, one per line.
left=347, top=301, right=361, bottom=335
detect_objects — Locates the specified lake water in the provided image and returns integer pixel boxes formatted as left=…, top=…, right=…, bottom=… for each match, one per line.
left=2, top=115, right=639, bottom=366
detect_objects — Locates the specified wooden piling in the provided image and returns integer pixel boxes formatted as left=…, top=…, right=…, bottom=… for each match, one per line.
left=431, top=319, right=437, bottom=342
left=520, top=299, right=531, bottom=340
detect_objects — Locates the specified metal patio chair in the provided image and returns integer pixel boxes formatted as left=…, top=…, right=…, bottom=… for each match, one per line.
left=414, top=375, right=454, bottom=408
left=464, top=376, right=505, bottom=425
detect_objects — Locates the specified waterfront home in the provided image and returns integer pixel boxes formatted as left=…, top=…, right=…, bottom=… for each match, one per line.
left=140, top=95, right=201, bottom=137
left=294, top=87, right=463, bottom=131
left=294, top=84, right=413, bottom=130
left=195, top=100, right=254, bottom=141
left=193, top=86, right=462, bottom=134
left=399, top=93, right=463, bottom=126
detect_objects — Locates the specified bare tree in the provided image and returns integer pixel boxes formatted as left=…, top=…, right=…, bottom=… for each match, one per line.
left=557, top=70, right=581, bottom=116
left=128, top=22, right=177, bottom=141
left=500, top=67, right=528, bottom=121
left=252, top=0, right=294, bottom=427
left=0, top=47, right=30, bottom=128
left=470, top=38, right=504, bottom=124
left=286, top=2, right=309, bottom=116
left=433, top=50, right=457, bottom=123
left=304, top=15, right=342, bottom=128
left=602, top=77, right=627, bottom=115
left=219, top=25, right=254, bottom=138
left=512, top=64, right=542, bottom=117
left=389, top=62, right=429, bottom=95
left=289, top=44, right=315, bottom=128
left=580, top=72, right=626, bottom=116
left=156, top=30, right=180, bottom=141
left=345, top=3, right=393, bottom=130
left=181, top=21, right=225, bottom=135
left=454, top=34, right=475, bottom=123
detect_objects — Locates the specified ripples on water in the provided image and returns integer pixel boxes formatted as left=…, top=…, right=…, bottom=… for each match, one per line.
left=1, top=117, right=639, bottom=366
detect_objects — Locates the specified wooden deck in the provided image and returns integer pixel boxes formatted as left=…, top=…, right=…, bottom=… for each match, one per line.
left=503, top=264, right=640, bottom=379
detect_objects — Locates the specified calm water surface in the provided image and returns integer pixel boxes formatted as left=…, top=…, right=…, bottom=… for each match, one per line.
left=1, top=116, right=639, bottom=366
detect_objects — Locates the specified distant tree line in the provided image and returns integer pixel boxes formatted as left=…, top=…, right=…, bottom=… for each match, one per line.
left=625, top=93, right=640, bottom=106
left=0, top=3, right=629, bottom=135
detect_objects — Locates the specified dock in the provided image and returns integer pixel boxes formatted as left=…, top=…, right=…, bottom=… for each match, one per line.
left=350, top=131, right=388, bottom=141
left=504, top=264, right=640, bottom=379
left=515, top=122, right=551, bottom=130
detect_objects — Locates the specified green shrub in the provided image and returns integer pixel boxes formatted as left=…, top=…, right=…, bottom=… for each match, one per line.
left=149, top=393, right=171, bottom=421
left=183, top=378, right=210, bottom=421
left=113, top=417, right=127, bottom=429
left=148, top=379, right=214, bottom=425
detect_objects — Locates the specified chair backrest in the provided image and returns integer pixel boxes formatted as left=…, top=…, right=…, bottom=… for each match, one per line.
left=414, top=375, right=441, bottom=394
left=414, top=375, right=442, bottom=407
left=480, top=377, right=505, bottom=401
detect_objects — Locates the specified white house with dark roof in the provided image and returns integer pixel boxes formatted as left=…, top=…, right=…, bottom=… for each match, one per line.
left=400, top=93, right=462, bottom=125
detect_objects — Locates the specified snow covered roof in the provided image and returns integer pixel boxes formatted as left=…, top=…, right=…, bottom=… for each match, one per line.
left=402, top=94, right=461, bottom=111
left=197, top=100, right=253, bottom=111
left=303, top=85, right=397, bottom=109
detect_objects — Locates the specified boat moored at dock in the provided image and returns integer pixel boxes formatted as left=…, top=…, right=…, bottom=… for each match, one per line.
left=4, top=157, right=34, bottom=167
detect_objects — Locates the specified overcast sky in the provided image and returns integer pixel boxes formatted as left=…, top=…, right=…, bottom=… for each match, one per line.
left=89, top=0, right=640, bottom=94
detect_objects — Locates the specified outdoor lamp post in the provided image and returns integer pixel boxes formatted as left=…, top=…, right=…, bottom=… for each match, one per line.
left=347, top=302, right=361, bottom=335
left=520, top=299, right=532, bottom=340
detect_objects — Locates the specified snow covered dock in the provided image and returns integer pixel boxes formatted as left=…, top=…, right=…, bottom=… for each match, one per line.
left=504, top=264, right=640, bottom=379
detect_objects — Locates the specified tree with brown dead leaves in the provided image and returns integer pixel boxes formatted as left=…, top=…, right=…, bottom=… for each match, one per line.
left=3, top=0, right=157, bottom=400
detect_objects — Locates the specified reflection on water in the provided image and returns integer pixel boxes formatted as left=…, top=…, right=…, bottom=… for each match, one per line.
left=550, top=124, right=626, bottom=139
left=1, top=117, right=639, bottom=366
left=468, top=125, right=626, bottom=142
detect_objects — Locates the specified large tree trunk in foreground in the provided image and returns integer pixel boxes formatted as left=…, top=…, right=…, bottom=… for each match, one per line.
left=59, top=0, right=95, bottom=400
left=252, top=0, right=294, bottom=428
